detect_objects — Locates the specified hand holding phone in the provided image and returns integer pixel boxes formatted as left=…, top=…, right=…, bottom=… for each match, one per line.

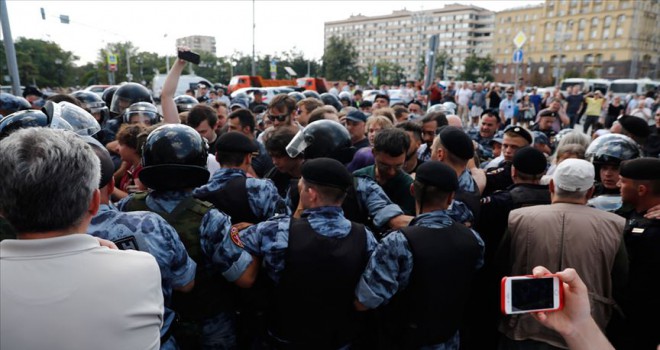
left=501, top=274, right=563, bottom=315
left=177, top=50, right=200, bottom=65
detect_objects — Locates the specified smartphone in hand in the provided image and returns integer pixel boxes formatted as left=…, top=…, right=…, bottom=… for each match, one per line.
left=501, top=275, right=563, bottom=315
left=178, top=50, right=201, bottom=65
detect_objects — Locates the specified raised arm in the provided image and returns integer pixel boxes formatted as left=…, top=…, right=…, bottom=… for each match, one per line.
left=161, top=49, right=188, bottom=124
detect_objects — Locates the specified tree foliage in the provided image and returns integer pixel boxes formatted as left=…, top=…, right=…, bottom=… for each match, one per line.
left=460, top=53, right=495, bottom=82
left=321, top=36, right=359, bottom=81
left=0, top=38, right=77, bottom=87
left=373, top=61, right=405, bottom=86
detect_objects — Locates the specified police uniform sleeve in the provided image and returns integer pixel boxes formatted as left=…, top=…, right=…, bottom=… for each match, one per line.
left=239, top=216, right=290, bottom=284
left=364, top=227, right=379, bottom=256
left=199, top=208, right=252, bottom=283
left=355, top=177, right=405, bottom=228
left=355, top=230, right=414, bottom=309
left=246, top=178, right=290, bottom=220
left=447, top=199, right=475, bottom=226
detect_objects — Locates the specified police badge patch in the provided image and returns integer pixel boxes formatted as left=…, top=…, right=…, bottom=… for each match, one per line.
left=230, top=225, right=244, bottom=248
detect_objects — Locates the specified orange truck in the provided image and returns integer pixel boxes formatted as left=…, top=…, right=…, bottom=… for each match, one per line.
left=228, top=75, right=296, bottom=93
left=228, top=75, right=333, bottom=94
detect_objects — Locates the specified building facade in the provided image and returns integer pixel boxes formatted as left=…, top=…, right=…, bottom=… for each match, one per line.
left=175, top=35, right=217, bottom=55
left=324, top=4, right=494, bottom=81
left=493, top=0, right=660, bottom=85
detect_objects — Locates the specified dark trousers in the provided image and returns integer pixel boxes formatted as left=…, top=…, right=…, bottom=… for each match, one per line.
left=567, top=112, right=578, bottom=129
left=583, top=115, right=599, bottom=135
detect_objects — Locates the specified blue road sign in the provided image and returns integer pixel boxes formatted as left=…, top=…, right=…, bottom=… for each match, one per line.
left=513, top=49, right=523, bottom=64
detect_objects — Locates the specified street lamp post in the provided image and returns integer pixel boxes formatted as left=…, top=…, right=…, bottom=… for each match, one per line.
left=554, top=31, right=571, bottom=87
left=54, top=58, right=63, bottom=87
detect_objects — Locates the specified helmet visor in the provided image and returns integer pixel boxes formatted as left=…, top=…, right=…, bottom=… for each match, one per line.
left=54, top=101, right=102, bottom=136
left=286, top=129, right=308, bottom=158
left=124, top=110, right=159, bottom=125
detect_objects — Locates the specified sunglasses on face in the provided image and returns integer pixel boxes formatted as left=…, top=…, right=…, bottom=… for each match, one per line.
left=269, top=113, right=289, bottom=122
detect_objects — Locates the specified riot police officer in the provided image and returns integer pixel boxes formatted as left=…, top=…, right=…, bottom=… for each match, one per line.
left=193, top=131, right=288, bottom=224
left=103, top=83, right=154, bottom=145
left=482, top=125, right=533, bottom=196
left=117, top=124, right=237, bottom=349
left=87, top=142, right=196, bottom=350
left=354, top=161, right=484, bottom=349
left=213, top=158, right=378, bottom=348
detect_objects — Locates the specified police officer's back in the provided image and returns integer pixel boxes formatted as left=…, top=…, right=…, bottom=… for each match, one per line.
left=87, top=143, right=196, bottom=349
left=618, top=158, right=660, bottom=349
left=214, top=158, right=378, bottom=348
left=118, top=124, right=236, bottom=349
left=355, top=161, right=484, bottom=349
left=193, top=131, right=288, bottom=224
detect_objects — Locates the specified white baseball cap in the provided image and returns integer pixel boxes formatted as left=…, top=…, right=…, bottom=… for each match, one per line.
left=553, top=159, right=595, bottom=192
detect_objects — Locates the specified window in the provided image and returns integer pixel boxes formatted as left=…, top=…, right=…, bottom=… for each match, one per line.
left=556, top=21, right=564, bottom=32
left=615, top=27, right=624, bottom=38
left=539, top=66, right=545, bottom=74
left=567, top=20, right=574, bottom=31
left=603, top=28, right=610, bottom=39
left=603, top=16, right=612, bottom=27
left=503, top=67, right=507, bottom=74
left=617, top=15, right=625, bottom=26
left=610, top=54, right=616, bottom=61
left=584, top=54, right=593, bottom=64
left=591, top=17, right=599, bottom=27
left=595, top=54, right=603, bottom=64
left=579, top=19, right=586, bottom=30
left=591, top=29, right=598, bottom=39
left=607, top=66, right=614, bottom=74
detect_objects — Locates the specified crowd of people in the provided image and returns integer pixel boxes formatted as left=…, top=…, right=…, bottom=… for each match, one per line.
left=0, top=51, right=659, bottom=350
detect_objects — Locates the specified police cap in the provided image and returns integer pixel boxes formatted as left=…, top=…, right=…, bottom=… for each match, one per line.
left=513, top=147, right=547, bottom=175
left=618, top=115, right=650, bottom=139
left=215, top=131, right=258, bottom=154
left=538, top=110, right=559, bottom=119
left=504, top=125, right=533, bottom=145
left=439, top=126, right=474, bottom=160
left=620, top=157, right=660, bottom=180
left=301, top=158, right=353, bottom=191
left=415, top=161, right=458, bottom=192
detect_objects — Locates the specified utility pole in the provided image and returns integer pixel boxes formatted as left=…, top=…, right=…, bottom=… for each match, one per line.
left=251, top=0, right=256, bottom=76
left=0, top=0, right=22, bottom=95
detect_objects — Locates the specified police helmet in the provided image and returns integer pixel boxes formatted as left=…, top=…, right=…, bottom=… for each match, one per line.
left=441, top=102, right=457, bottom=115
left=139, top=124, right=210, bottom=191
left=586, top=133, right=641, bottom=166
left=427, top=103, right=449, bottom=115
left=288, top=91, right=306, bottom=103
left=42, top=101, right=102, bottom=137
left=338, top=91, right=353, bottom=104
left=101, top=86, right=119, bottom=109
left=123, top=102, right=162, bottom=125
left=286, top=119, right=355, bottom=163
left=110, top=83, right=154, bottom=116
left=0, top=92, right=32, bottom=117
left=230, top=94, right=250, bottom=110
left=320, top=93, right=343, bottom=111
left=71, top=91, right=110, bottom=125
left=174, top=95, right=199, bottom=113
left=302, top=90, right=321, bottom=100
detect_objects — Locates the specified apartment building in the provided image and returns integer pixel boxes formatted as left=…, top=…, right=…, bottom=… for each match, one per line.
left=493, top=0, right=660, bottom=84
left=175, top=35, right=217, bottom=55
left=324, top=4, right=494, bottom=80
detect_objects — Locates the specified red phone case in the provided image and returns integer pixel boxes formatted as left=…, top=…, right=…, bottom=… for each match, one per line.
left=500, top=275, right=564, bottom=315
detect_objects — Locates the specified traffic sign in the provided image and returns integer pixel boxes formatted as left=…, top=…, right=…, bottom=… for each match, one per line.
left=108, top=64, right=117, bottom=72
left=513, top=31, right=527, bottom=48
left=513, top=49, right=524, bottom=64
left=107, top=53, right=118, bottom=65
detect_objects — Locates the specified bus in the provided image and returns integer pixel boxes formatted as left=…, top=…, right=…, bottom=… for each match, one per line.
left=609, top=78, right=659, bottom=97
left=560, top=78, right=610, bottom=95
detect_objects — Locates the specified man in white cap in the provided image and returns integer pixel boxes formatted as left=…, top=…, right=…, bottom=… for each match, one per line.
left=497, top=159, right=628, bottom=349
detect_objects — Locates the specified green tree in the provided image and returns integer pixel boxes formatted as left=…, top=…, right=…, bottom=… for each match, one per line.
left=564, top=69, right=580, bottom=79
left=460, top=53, right=494, bottom=82
left=321, top=36, right=359, bottom=81
left=97, top=42, right=139, bottom=84
left=0, top=38, right=78, bottom=87
left=374, top=61, right=405, bottom=85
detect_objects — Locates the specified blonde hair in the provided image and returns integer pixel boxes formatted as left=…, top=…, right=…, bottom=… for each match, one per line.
left=365, top=115, right=393, bottom=131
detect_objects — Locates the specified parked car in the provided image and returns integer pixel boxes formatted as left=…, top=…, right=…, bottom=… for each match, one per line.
left=84, top=85, right=111, bottom=97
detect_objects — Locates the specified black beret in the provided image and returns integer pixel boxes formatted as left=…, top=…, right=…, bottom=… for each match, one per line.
left=618, top=115, right=650, bottom=138
left=301, top=157, right=353, bottom=191
left=439, top=126, right=474, bottom=160
left=539, top=110, right=559, bottom=119
left=620, top=158, right=660, bottom=180
left=374, top=93, right=390, bottom=102
left=504, top=125, right=533, bottom=145
left=415, top=161, right=458, bottom=192
left=513, top=147, right=547, bottom=175
left=215, top=131, right=258, bottom=154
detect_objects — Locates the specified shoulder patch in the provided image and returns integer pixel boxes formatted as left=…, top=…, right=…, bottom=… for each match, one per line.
left=114, top=236, right=140, bottom=251
left=480, top=196, right=491, bottom=204
left=230, top=225, right=244, bottom=248
left=487, top=167, right=505, bottom=175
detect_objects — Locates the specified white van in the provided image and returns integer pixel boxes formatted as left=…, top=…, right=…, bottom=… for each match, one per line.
left=151, top=74, right=212, bottom=102
left=560, top=78, right=610, bottom=95
left=609, top=78, right=659, bottom=97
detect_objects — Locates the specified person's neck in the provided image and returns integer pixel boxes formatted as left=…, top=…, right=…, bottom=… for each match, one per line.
left=17, top=225, right=86, bottom=240
left=637, top=198, right=660, bottom=214
left=552, top=197, right=587, bottom=205
left=448, top=163, right=466, bottom=178
left=513, top=178, right=541, bottom=185
left=223, top=164, right=248, bottom=172
left=418, top=205, right=448, bottom=215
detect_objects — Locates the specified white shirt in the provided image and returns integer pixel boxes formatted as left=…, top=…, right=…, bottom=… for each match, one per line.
left=499, top=97, right=516, bottom=120
left=1, top=234, right=163, bottom=350
left=457, top=88, right=473, bottom=105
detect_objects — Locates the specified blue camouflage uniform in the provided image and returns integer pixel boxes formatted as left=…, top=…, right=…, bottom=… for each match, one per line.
left=355, top=210, right=485, bottom=350
left=193, top=168, right=289, bottom=221
left=209, top=206, right=378, bottom=284
left=458, top=169, right=477, bottom=193
left=117, top=190, right=236, bottom=350
left=88, top=203, right=197, bottom=350
left=467, top=128, right=494, bottom=160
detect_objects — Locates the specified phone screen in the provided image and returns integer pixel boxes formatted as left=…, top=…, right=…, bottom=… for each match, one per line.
left=511, top=278, right=554, bottom=312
